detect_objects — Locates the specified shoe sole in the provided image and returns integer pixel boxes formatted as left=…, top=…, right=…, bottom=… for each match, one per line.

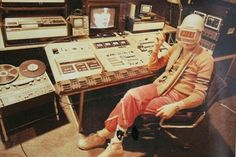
left=77, top=143, right=106, bottom=150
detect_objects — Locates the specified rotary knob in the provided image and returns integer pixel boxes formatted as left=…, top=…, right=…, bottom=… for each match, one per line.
left=36, top=77, right=41, bottom=81
left=5, top=84, right=10, bottom=89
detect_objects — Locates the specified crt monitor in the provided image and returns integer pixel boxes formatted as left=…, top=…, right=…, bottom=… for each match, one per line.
left=90, top=7, right=116, bottom=29
left=139, top=4, right=152, bottom=15
left=71, top=17, right=84, bottom=28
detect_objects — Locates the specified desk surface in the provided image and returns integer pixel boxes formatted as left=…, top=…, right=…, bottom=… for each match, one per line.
left=0, top=43, right=47, bottom=52
left=163, top=24, right=177, bottom=33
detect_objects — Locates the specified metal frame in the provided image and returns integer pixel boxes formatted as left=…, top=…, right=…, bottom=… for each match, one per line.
left=159, top=70, right=228, bottom=130
left=159, top=112, right=206, bottom=129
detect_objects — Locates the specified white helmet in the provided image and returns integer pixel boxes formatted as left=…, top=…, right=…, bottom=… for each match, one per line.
left=176, top=14, right=204, bottom=44
left=180, top=14, right=204, bottom=31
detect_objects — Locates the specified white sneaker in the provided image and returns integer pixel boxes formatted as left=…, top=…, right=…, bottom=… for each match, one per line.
left=97, top=142, right=124, bottom=157
left=78, top=133, right=106, bottom=150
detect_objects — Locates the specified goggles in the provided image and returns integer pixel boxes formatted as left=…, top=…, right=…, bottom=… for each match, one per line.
left=176, top=26, right=201, bottom=44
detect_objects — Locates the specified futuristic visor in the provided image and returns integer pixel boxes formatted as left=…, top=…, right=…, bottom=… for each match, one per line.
left=176, top=26, right=201, bottom=44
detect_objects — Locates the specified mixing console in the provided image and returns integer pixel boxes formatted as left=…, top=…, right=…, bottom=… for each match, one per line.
left=55, top=66, right=154, bottom=95
left=95, top=46, right=145, bottom=72
left=44, top=31, right=170, bottom=95
left=125, top=32, right=169, bottom=61
left=92, top=37, right=155, bottom=72
left=45, top=41, right=103, bottom=82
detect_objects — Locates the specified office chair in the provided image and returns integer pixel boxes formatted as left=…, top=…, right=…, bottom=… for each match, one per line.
left=131, top=72, right=227, bottom=150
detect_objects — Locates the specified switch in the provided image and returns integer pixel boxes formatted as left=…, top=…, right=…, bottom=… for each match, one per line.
left=52, top=48, right=59, bottom=54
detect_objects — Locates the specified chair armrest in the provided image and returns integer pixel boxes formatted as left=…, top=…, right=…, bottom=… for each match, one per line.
left=160, top=72, right=227, bottom=129
left=159, top=111, right=206, bottom=129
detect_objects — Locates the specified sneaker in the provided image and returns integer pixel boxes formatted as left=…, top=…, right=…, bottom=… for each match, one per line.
left=97, top=142, right=124, bottom=157
left=77, top=133, right=106, bottom=150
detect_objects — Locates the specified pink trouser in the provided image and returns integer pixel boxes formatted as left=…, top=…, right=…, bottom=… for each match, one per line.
left=104, top=83, right=187, bottom=132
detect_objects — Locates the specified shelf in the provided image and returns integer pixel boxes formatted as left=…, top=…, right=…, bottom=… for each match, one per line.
left=2, top=6, right=66, bottom=12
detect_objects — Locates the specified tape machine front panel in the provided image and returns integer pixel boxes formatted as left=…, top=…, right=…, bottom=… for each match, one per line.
left=0, top=60, right=55, bottom=107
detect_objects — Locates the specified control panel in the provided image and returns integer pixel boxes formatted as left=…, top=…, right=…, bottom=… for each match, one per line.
left=45, top=40, right=103, bottom=82
left=45, top=31, right=170, bottom=95
left=194, top=3, right=236, bottom=56
left=125, top=32, right=169, bottom=61
left=0, top=72, right=54, bottom=107
left=55, top=66, right=153, bottom=95
left=92, top=38, right=147, bottom=72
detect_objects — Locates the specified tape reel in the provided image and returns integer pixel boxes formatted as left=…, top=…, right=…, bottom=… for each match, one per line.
left=0, top=64, right=19, bottom=85
left=19, top=60, right=46, bottom=78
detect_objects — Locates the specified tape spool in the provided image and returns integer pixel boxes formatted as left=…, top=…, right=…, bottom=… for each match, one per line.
left=0, top=64, right=19, bottom=85
left=19, top=60, right=46, bottom=78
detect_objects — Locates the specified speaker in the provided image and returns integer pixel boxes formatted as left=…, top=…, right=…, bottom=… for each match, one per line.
left=128, top=3, right=136, bottom=18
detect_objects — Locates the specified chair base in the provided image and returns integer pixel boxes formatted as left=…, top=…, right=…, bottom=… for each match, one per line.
left=131, top=125, right=191, bottom=151
left=157, top=127, right=191, bottom=150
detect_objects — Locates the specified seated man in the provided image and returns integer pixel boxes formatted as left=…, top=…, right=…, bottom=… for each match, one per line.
left=77, top=14, right=214, bottom=157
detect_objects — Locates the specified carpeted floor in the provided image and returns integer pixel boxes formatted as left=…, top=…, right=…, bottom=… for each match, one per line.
left=0, top=88, right=235, bottom=157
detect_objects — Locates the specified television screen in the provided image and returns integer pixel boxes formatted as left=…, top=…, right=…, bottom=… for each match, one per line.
left=73, top=18, right=83, bottom=27
left=205, top=15, right=222, bottom=31
left=140, top=4, right=152, bottom=14
left=90, top=7, right=116, bottom=29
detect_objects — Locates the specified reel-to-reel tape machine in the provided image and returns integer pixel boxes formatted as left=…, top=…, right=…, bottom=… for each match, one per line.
left=0, top=60, right=55, bottom=107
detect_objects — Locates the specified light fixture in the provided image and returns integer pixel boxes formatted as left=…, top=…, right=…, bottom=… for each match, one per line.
left=167, top=0, right=183, bottom=26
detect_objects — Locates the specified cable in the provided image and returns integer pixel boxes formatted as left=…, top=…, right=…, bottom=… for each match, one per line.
left=19, top=142, right=28, bottom=157
left=66, top=8, right=84, bottom=24
left=43, top=35, right=74, bottom=48
left=16, top=134, right=28, bottom=157
left=71, top=9, right=84, bottom=16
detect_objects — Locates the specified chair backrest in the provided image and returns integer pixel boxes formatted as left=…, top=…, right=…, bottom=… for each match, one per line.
left=131, top=70, right=228, bottom=140
left=159, top=71, right=227, bottom=128
left=203, top=72, right=227, bottom=111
